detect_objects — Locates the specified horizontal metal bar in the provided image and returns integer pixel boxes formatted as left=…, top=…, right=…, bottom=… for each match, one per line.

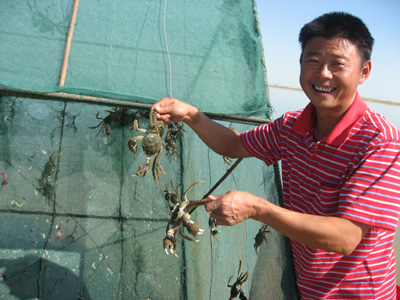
left=0, top=85, right=153, bottom=109
left=0, top=85, right=271, bottom=125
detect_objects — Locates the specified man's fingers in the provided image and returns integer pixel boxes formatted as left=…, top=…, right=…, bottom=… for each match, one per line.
left=156, top=113, right=172, bottom=124
left=204, top=195, right=218, bottom=212
left=209, top=212, right=230, bottom=226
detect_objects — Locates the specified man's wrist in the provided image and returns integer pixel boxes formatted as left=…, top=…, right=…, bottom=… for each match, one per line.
left=184, top=107, right=203, bottom=127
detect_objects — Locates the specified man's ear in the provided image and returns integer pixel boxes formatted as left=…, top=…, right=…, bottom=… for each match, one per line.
left=359, top=60, right=372, bottom=84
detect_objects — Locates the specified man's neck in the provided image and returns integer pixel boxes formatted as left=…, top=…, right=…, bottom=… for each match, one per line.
left=313, top=113, right=344, bottom=141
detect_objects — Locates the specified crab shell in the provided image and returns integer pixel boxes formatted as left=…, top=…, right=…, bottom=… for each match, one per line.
left=142, top=133, right=162, bottom=156
left=43, top=154, right=56, bottom=176
left=127, top=136, right=143, bottom=154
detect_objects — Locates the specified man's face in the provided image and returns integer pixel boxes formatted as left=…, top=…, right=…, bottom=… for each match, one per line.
left=300, top=37, right=371, bottom=117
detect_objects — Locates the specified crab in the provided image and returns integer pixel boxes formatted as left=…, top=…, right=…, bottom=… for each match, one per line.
left=41, top=152, right=56, bottom=183
left=91, top=107, right=140, bottom=137
left=128, top=109, right=166, bottom=188
left=163, top=181, right=211, bottom=257
left=227, top=260, right=249, bottom=300
left=37, top=153, right=57, bottom=205
left=209, top=216, right=219, bottom=240
left=38, top=180, right=55, bottom=206
left=164, top=131, right=179, bottom=158
left=164, top=181, right=182, bottom=206
left=254, top=224, right=270, bottom=255
left=165, top=122, right=185, bottom=158
left=90, top=107, right=123, bottom=136
left=168, top=122, right=186, bottom=140
left=28, top=0, right=69, bottom=34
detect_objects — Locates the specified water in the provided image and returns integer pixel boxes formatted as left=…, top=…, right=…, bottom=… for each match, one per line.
left=269, top=87, right=400, bottom=129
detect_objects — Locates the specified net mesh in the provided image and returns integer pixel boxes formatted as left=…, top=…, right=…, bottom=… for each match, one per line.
left=0, top=0, right=271, bottom=117
left=0, top=0, right=298, bottom=299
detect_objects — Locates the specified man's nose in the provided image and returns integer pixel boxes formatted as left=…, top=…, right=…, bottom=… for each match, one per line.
left=318, top=64, right=333, bottom=79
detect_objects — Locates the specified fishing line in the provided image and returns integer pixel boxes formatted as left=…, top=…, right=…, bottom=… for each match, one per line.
left=163, top=0, right=173, bottom=98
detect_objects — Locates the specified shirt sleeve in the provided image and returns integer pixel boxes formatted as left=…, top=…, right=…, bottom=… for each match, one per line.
left=337, top=140, right=400, bottom=231
left=240, top=116, right=283, bottom=166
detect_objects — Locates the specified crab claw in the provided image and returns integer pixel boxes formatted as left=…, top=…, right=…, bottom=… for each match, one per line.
left=183, top=219, right=204, bottom=237
left=127, top=136, right=144, bottom=154
left=134, top=156, right=152, bottom=177
left=135, top=164, right=150, bottom=177
left=163, top=233, right=178, bottom=258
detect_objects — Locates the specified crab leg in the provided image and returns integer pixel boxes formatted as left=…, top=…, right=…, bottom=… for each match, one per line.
left=135, top=156, right=153, bottom=177
left=187, top=198, right=212, bottom=212
left=182, top=181, right=204, bottom=201
left=179, top=226, right=199, bottom=242
left=152, top=148, right=166, bottom=188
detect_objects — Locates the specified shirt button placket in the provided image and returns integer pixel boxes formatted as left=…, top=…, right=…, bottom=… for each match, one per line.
left=308, top=142, right=319, bottom=176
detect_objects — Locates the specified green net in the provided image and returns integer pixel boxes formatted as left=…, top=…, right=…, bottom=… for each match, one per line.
left=0, top=0, right=298, bottom=299
left=0, top=0, right=271, bottom=117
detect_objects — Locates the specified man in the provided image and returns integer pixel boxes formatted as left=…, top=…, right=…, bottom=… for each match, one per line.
left=152, top=12, right=400, bottom=299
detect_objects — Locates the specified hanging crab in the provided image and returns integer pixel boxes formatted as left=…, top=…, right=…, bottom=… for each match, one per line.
left=90, top=107, right=123, bottom=136
left=164, top=181, right=182, bottom=206
left=128, top=109, right=166, bottom=188
left=37, top=152, right=57, bottom=205
left=38, top=180, right=55, bottom=206
left=163, top=181, right=211, bottom=257
left=41, top=152, right=56, bottom=183
left=165, top=122, right=186, bottom=158
left=227, top=260, right=249, bottom=300
left=254, top=224, right=270, bottom=255
left=168, top=122, right=186, bottom=140
left=209, top=216, right=219, bottom=240
left=91, top=107, right=140, bottom=137
left=164, top=130, right=179, bottom=158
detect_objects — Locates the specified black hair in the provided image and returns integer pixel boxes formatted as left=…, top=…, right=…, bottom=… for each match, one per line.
left=299, top=12, right=374, bottom=64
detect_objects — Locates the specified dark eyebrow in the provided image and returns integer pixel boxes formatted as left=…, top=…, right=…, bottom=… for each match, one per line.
left=304, top=51, right=348, bottom=60
left=333, top=54, right=348, bottom=60
left=303, top=51, right=320, bottom=57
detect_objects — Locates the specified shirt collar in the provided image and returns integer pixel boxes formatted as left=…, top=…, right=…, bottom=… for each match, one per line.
left=292, top=91, right=367, bottom=145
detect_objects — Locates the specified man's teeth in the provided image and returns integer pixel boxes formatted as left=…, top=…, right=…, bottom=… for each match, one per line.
left=314, top=86, right=334, bottom=93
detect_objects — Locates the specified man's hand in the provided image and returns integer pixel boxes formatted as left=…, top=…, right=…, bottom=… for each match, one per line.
left=151, top=98, right=199, bottom=125
left=204, top=191, right=259, bottom=226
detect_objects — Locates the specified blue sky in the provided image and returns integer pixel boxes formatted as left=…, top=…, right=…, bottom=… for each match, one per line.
left=256, top=0, right=400, bottom=102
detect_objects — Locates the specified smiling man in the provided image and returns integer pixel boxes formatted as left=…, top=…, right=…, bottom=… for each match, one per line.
left=152, top=12, right=400, bottom=299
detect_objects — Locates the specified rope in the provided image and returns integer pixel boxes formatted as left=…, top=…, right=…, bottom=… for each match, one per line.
left=163, top=0, right=173, bottom=98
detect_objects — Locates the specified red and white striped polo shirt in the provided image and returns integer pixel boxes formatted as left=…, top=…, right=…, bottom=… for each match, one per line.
left=241, top=92, right=400, bottom=299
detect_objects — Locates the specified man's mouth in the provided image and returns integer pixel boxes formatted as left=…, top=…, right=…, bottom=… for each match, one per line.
left=313, top=85, right=336, bottom=93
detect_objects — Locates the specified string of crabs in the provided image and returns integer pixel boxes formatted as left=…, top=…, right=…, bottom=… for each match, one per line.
left=91, top=107, right=270, bottom=299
